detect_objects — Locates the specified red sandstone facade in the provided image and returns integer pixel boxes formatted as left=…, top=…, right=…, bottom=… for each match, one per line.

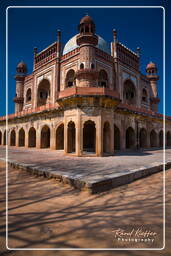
left=0, top=15, right=171, bottom=156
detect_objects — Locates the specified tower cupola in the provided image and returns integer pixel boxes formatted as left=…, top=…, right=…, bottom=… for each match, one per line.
left=76, top=15, right=98, bottom=46
left=16, top=61, right=27, bottom=75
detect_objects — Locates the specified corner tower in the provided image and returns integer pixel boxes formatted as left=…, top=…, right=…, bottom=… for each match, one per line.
left=76, top=15, right=98, bottom=87
left=146, top=62, right=160, bottom=112
left=13, top=61, right=27, bottom=113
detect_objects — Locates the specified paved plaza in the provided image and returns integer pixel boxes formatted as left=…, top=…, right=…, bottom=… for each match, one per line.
left=0, top=147, right=171, bottom=193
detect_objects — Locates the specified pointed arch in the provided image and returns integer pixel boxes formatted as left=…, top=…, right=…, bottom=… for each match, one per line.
left=37, top=79, right=50, bottom=107
left=139, top=128, right=147, bottom=148
left=18, top=128, right=25, bottom=147
left=28, top=127, right=36, bottom=147
left=126, top=127, right=135, bottom=149
left=41, top=125, right=50, bottom=148
left=56, top=124, right=64, bottom=150
left=150, top=129, right=157, bottom=147
left=123, top=79, right=136, bottom=105
left=83, top=120, right=96, bottom=153
left=65, top=69, right=76, bottom=88
left=10, top=130, right=16, bottom=146
left=166, top=131, right=171, bottom=146
left=114, top=125, right=120, bottom=150
left=159, top=130, right=163, bottom=147
left=67, top=121, right=75, bottom=153
left=98, top=69, right=108, bottom=88
left=3, top=130, right=7, bottom=145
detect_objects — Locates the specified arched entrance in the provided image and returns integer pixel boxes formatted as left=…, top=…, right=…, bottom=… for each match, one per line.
left=114, top=125, right=120, bottom=150
left=83, top=120, right=96, bottom=153
left=126, top=127, right=135, bottom=149
left=41, top=125, right=50, bottom=148
left=56, top=124, right=64, bottom=150
left=3, top=130, right=6, bottom=145
left=139, top=128, right=147, bottom=148
left=103, top=122, right=111, bottom=153
left=150, top=130, right=157, bottom=147
left=159, top=130, right=163, bottom=147
left=28, top=127, right=36, bottom=147
left=18, top=128, right=25, bottom=147
left=10, top=130, right=16, bottom=146
left=167, top=131, right=171, bottom=146
left=67, top=121, right=75, bottom=153
left=0, top=131, right=2, bottom=145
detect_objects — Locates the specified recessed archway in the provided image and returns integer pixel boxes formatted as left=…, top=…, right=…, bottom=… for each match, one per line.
left=0, top=131, right=2, bottom=145
left=114, top=125, right=120, bottom=150
left=18, top=128, right=25, bottom=147
left=139, top=128, right=147, bottom=148
left=126, top=127, right=135, bottom=149
left=56, top=124, right=64, bottom=150
left=123, top=80, right=136, bottom=105
left=37, top=79, right=50, bottom=107
left=150, top=130, right=157, bottom=147
left=26, top=88, right=32, bottom=102
left=159, top=130, right=163, bottom=147
left=83, top=120, right=96, bottom=153
left=10, top=130, right=16, bottom=146
left=166, top=131, right=171, bottom=146
left=98, top=69, right=108, bottom=88
left=3, top=130, right=6, bottom=145
left=67, top=121, right=75, bottom=153
left=103, top=122, right=111, bottom=153
left=28, top=127, right=36, bottom=147
left=41, top=125, right=50, bottom=148
left=65, top=69, right=76, bottom=88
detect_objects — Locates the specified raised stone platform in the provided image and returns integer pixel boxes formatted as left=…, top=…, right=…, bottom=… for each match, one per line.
left=0, top=147, right=171, bottom=193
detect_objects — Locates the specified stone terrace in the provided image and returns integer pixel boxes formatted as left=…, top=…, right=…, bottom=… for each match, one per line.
left=0, top=147, right=171, bottom=193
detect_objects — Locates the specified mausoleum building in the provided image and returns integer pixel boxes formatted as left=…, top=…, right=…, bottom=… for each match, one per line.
left=0, top=15, right=171, bottom=156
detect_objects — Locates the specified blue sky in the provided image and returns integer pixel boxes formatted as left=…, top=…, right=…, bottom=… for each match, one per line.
left=0, top=0, right=170, bottom=116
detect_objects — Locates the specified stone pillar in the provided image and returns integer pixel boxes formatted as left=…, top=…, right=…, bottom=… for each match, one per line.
left=50, top=126, right=56, bottom=150
left=146, top=131, right=151, bottom=148
left=120, top=121, right=125, bottom=150
left=96, top=116, right=102, bottom=156
left=16, top=130, right=19, bottom=147
left=36, top=129, right=41, bottom=149
left=110, top=121, right=114, bottom=154
left=156, top=132, right=159, bottom=147
left=2, top=131, right=5, bottom=145
left=25, top=130, right=29, bottom=147
left=8, top=131, right=11, bottom=146
left=76, top=110, right=81, bottom=156
left=64, top=119, right=68, bottom=154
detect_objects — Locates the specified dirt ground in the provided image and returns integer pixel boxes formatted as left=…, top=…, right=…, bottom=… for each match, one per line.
left=0, top=160, right=171, bottom=256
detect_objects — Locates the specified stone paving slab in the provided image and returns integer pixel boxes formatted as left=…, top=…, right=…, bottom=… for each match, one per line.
left=0, top=146, right=171, bottom=193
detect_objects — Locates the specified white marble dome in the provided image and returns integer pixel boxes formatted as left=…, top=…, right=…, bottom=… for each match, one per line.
left=63, top=34, right=110, bottom=55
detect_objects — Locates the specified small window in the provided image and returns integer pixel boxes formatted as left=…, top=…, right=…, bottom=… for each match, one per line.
left=80, top=63, right=84, bottom=69
left=85, top=26, right=89, bottom=33
left=91, top=63, right=95, bottom=69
